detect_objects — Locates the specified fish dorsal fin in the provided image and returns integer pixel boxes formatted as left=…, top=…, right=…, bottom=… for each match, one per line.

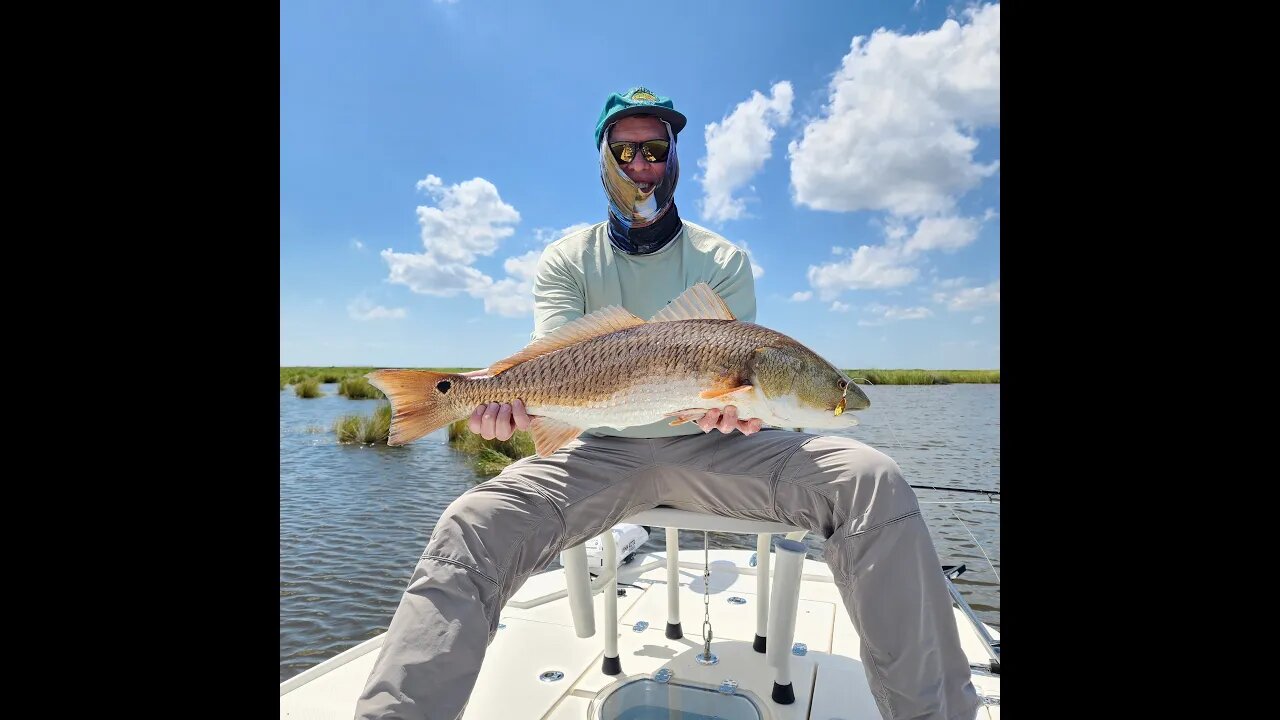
left=486, top=305, right=645, bottom=376
left=648, top=282, right=736, bottom=323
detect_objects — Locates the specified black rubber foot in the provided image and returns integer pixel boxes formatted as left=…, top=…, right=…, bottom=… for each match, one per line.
left=602, top=655, right=622, bottom=675
left=772, top=682, right=795, bottom=704
left=665, top=622, right=683, bottom=640
left=753, top=634, right=767, bottom=653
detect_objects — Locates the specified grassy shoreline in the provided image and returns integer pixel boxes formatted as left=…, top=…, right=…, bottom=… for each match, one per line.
left=281, top=366, right=998, bottom=387
left=282, top=366, right=997, bottom=467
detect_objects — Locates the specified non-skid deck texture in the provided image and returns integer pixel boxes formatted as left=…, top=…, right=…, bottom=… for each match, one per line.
left=280, top=549, right=1001, bottom=719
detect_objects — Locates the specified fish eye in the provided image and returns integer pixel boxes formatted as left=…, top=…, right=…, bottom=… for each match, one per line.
left=838, top=379, right=847, bottom=390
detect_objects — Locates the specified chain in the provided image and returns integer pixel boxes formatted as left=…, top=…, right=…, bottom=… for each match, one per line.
left=701, top=531, right=713, bottom=661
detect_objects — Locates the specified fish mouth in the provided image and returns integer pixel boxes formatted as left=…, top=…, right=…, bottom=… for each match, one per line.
left=845, top=383, right=871, bottom=410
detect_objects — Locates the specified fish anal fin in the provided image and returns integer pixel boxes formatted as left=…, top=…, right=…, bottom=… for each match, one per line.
left=648, top=282, right=736, bottom=323
left=487, top=306, right=645, bottom=376
left=698, top=384, right=754, bottom=401
left=529, top=416, right=584, bottom=457
left=664, top=409, right=710, bottom=426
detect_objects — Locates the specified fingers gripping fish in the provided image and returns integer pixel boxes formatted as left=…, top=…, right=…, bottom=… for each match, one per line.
left=366, top=283, right=870, bottom=457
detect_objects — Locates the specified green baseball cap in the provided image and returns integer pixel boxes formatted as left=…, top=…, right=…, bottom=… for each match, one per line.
left=594, top=86, right=687, bottom=148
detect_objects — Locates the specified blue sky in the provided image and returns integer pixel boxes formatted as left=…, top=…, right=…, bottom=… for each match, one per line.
left=281, top=0, right=1000, bottom=370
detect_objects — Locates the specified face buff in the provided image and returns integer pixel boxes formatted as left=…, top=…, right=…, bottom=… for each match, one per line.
left=600, top=119, right=683, bottom=255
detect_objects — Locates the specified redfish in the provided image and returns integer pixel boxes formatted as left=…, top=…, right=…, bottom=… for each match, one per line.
left=367, top=283, right=870, bottom=456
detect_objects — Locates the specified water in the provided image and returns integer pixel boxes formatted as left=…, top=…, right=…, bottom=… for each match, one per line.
left=603, top=678, right=763, bottom=719
left=280, top=383, right=1000, bottom=682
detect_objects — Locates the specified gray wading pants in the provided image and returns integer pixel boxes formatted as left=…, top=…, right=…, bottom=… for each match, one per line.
left=354, top=429, right=981, bottom=720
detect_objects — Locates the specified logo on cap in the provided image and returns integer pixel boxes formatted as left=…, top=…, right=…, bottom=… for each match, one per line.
left=631, top=90, right=657, bottom=102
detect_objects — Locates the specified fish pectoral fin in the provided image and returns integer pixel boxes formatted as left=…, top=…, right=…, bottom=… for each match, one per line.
left=698, top=384, right=754, bottom=401
left=664, top=409, right=711, bottom=426
left=529, top=417, right=584, bottom=457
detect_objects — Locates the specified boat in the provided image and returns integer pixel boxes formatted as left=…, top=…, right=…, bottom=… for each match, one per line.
left=280, top=509, right=1001, bottom=719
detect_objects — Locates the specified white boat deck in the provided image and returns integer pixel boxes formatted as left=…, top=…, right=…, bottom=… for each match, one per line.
left=281, top=548, right=1000, bottom=719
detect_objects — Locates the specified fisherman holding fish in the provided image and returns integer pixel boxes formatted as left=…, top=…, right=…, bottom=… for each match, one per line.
left=356, top=87, right=981, bottom=720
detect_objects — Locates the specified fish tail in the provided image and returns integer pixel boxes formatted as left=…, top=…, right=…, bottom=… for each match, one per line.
left=365, top=369, right=467, bottom=446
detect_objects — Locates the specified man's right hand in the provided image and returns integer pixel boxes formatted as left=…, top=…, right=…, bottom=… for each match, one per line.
left=468, top=398, right=533, bottom=441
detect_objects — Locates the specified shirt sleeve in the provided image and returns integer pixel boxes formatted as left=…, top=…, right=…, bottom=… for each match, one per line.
left=709, top=246, right=757, bottom=324
left=531, top=247, right=585, bottom=341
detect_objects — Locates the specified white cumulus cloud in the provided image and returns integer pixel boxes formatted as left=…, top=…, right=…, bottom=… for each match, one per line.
left=414, top=175, right=521, bottom=263
left=805, top=212, right=989, bottom=301
left=808, top=242, right=919, bottom=301
left=933, top=279, right=1000, bottom=311
left=384, top=174, right=549, bottom=317
left=736, top=240, right=766, bottom=279
left=347, top=296, right=407, bottom=321
left=788, top=3, right=999, bottom=217
left=884, top=305, right=933, bottom=320
left=903, top=216, right=980, bottom=255
left=699, top=82, right=794, bottom=222
left=858, top=302, right=933, bottom=325
left=382, top=249, right=492, bottom=296
left=477, top=251, right=543, bottom=317
left=934, top=276, right=971, bottom=290
left=535, top=222, right=594, bottom=245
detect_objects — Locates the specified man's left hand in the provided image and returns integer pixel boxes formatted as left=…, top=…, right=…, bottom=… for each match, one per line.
left=697, top=406, right=763, bottom=436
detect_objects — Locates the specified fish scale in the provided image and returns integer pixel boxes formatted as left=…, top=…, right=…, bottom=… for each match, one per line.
left=366, top=283, right=869, bottom=456
left=458, top=320, right=770, bottom=410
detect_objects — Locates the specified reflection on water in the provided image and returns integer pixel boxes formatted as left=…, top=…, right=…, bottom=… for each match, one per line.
left=280, top=383, right=999, bottom=682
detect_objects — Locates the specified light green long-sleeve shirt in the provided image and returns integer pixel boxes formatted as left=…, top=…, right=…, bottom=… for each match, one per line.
left=531, top=220, right=757, bottom=439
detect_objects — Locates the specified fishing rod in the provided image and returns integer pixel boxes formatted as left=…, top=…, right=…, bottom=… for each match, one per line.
left=908, top=484, right=999, bottom=497
left=846, top=378, right=1000, bottom=501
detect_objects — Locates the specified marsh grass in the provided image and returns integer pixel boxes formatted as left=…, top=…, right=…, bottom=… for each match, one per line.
left=475, top=447, right=520, bottom=475
left=334, top=403, right=392, bottom=445
left=447, top=419, right=534, bottom=475
left=339, top=376, right=384, bottom=400
left=301, top=365, right=996, bottom=462
left=845, top=369, right=999, bottom=385
left=285, top=365, right=994, bottom=452
left=280, top=367, right=479, bottom=391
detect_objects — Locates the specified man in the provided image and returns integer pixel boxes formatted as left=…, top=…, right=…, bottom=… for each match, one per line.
left=355, top=86, right=980, bottom=720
